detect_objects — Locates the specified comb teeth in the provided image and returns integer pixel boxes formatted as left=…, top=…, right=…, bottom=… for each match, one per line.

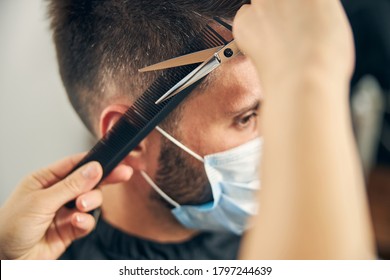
left=213, top=17, right=233, bottom=32
left=205, top=26, right=228, bottom=46
left=68, top=22, right=231, bottom=188
left=72, top=65, right=200, bottom=183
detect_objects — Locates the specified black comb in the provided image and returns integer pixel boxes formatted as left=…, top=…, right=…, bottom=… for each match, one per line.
left=65, top=22, right=230, bottom=208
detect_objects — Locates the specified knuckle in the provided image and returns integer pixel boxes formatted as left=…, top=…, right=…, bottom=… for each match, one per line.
left=21, top=174, right=41, bottom=191
left=63, top=176, right=82, bottom=196
left=27, top=168, right=57, bottom=190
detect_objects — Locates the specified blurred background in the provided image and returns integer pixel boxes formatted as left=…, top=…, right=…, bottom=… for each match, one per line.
left=0, top=0, right=389, bottom=258
left=342, top=0, right=390, bottom=259
left=0, top=0, right=93, bottom=205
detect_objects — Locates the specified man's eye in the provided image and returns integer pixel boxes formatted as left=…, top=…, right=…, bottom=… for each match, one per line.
left=235, top=111, right=258, bottom=129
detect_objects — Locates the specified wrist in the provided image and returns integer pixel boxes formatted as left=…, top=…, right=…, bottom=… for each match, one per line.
left=252, top=48, right=353, bottom=100
left=261, top=63, right=350, bottom=102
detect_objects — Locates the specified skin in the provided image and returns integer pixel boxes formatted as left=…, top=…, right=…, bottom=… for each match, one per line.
left=0, top=0, right=376, bottom=260
left=100, top=56, right=262, bottom=243
left=155, top=55, right=263, bottom=206
left=0, top=155, right=132, bottom=260
left=234, top=0, right=375, bottom=259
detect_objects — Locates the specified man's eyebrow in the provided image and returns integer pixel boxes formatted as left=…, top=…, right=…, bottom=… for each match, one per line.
left=226, top=99, right=261, bottom=117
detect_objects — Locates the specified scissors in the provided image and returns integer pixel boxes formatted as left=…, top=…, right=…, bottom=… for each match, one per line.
left=139, top=39, right=241, bottom=104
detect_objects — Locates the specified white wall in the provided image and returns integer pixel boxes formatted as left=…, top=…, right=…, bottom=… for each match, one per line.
left=0, top=1, right=94, bottom=205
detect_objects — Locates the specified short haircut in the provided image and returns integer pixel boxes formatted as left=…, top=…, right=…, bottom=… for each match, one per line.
left=47, top=0, right=249, bottom=134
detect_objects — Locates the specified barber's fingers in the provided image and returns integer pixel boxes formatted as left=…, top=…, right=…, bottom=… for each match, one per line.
left=70, top=212, right=96, bottom=234
left=30, top=154, right=132, bottom=190
left=49, top=208, right=97, bottom=254
left=28, top=153, right=87, bottom=190
left=72, top=164, right=133, bottom=213
left=42, top=161, right=103, bottom=212
left=233, top=4, right=252, bottom=50
left=24, top=150, right=133, bottom=213
left=75, top=188, right=103, bottom=213
left=233, top=4, right=262, bottom=57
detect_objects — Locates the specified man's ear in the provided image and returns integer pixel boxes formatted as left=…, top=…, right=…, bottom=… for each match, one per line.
left=99, top=104, right=148, bottom=171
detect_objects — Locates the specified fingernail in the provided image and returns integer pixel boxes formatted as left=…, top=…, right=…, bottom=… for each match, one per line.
left=82, top=162, right=98, bottom=179
left=80, top=199, right=88, bottom=209
left=76, top=214, right=85, bottom=223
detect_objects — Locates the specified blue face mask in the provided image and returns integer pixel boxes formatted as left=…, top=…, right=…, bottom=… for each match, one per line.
left=140, top=126, right=263, bottom=235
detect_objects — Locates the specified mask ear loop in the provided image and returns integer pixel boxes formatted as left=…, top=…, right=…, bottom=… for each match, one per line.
left=140, top=170, right=180, bottom=208
left=155, top=126, right=204, bottom=162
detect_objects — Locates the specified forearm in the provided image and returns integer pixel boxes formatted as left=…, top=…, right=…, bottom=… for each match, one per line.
left=241, top=70, right=375, bottom=259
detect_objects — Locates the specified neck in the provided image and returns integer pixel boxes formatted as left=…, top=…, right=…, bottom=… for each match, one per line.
left=100, top=173, right=197, bottom=243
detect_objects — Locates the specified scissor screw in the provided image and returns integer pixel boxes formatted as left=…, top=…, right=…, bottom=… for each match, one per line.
left=224, top=48, right=234, bottom=58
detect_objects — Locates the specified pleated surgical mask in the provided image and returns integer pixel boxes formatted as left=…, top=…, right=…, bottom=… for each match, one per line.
left=140, top=126, right=262, bottom=234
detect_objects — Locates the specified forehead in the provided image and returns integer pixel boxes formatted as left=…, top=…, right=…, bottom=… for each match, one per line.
left=186, top=55, right=262, bottom=116
left=176, top=55, right=262, bottom=152
left=216, top=56, right=260, bottom=103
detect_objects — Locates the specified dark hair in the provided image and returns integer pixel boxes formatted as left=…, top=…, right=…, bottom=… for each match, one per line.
left=47, top=0, right=249, bottom=133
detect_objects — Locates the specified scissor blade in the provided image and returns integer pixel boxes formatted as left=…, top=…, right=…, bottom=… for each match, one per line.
left=139, top=46, right=221, bottom=72
left=153, top=40, right=240, bottom=104
left=155, top=56, right=220, bottom=104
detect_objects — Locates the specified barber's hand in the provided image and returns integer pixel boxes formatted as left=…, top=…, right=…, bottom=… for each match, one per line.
left=233, top=0, right=354, bottom=93
left=0, top=154, right=132, bottom=260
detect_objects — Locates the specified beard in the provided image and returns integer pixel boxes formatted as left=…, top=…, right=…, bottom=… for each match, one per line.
left=153, top=134, right=213, bottom=207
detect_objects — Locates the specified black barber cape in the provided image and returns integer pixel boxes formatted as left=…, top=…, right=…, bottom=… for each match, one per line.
left=59, top=216, right=241, bottom=260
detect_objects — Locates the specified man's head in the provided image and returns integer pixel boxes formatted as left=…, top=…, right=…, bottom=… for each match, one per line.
left=48, top=0, right=250, bottom=134
left=48, top=0, right=262, bottom=219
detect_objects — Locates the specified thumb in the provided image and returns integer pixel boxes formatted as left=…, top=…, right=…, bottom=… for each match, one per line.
left=42, top=161, right=103, bottom=212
